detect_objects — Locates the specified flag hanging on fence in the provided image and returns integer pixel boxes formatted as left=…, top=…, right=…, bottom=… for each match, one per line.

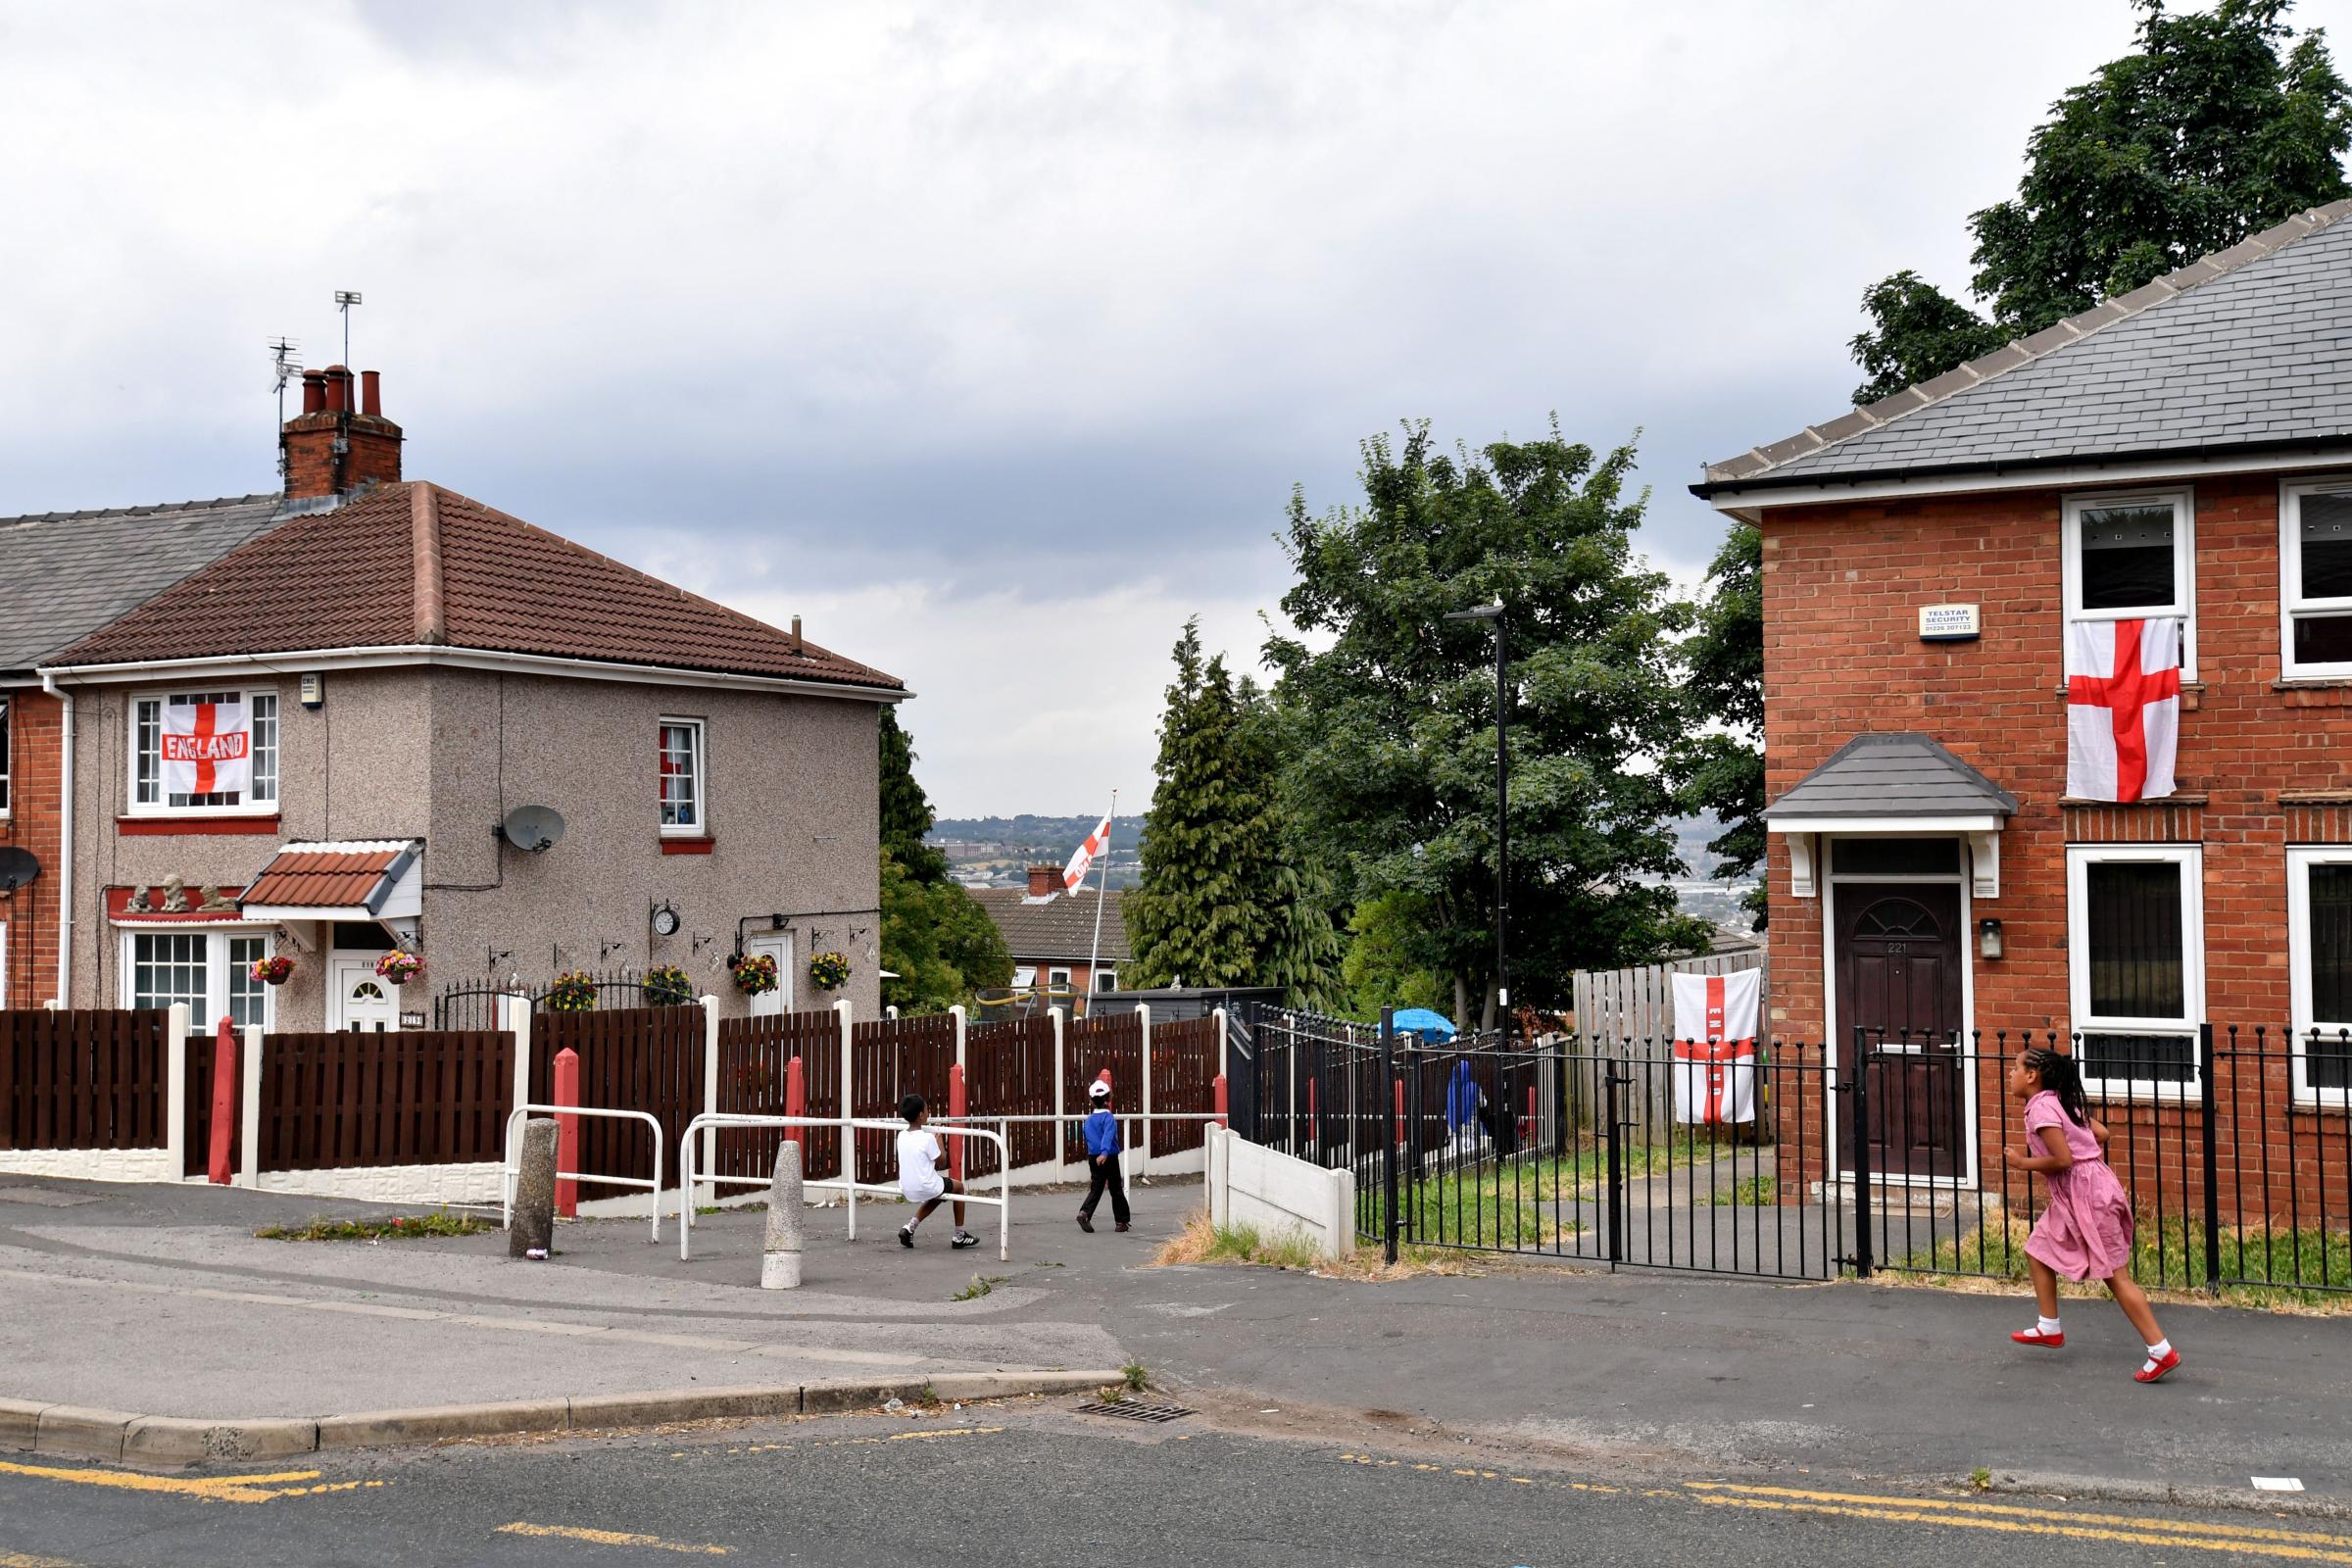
left=1062, top=812, right=1111, bottom=893
left=162, top=698, right=252, bottom=798
left=1670, top=968, right=1761, bottom=1125
left=2065, top=615, right=2180, bottom=803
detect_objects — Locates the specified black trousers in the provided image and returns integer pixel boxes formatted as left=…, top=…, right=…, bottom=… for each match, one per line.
left=1079, top=1153, right=1130, bottom=1223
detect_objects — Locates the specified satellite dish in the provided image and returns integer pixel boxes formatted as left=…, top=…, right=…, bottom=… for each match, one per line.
left=0, top=847, right=37, bottom=890
left=499, top=805, right=566, bottom=854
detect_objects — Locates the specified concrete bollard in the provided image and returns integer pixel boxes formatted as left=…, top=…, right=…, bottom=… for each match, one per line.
left=511, top=1117, right=559, bottom=1259
left=762, top=1139, right=805, bottom=1290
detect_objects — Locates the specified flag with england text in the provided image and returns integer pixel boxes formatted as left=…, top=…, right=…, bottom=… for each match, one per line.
left=1670, top=968, right=1760, bottom=1126
left=2066, top=617, right=2180, bottom=803
left=1062, top=813, right=1111, bottom=893
left=162, top=699, right=251, bottom=798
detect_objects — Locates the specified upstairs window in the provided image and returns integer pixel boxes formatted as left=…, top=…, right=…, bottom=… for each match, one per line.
left=0, top=694, right=10, bottom=815
left=2063, top=490, right=2195, bottom=677
left=130, top=691, right=277, bottom=812
left=2066, top=845, right=2204, bottom=1094
left=659, top=718, right=705, bottom=834
left=2281, top=479, right=2352, bottom=677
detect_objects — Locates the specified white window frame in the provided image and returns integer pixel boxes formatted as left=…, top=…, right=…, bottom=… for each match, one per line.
left=119, top=927, right=275, bottom=1030
left=2062, top=488, right=2197, bottom=679
left=2279, top=476, right=2352, bottom=679
left=1095, top=968, right=1118, bottom=994
left=0, top=693, right=12, bottom=818
left=126, top=688, right=280, bottom=816
left=1048, top=966, right=1072, bottom=991
left=659, top=716, right=707, bottom=837
left=2065, top=844, right=2204, bottom=1098
left=2286, top=847, right=2352, bottom=1105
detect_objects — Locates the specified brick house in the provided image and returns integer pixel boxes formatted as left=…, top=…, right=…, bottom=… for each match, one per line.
left=972, top=865, right=1130, bottom=1005
left=35, top=368, right=902, bottom=1031
left=1694, top=200, right=2352, bottom=1198
left=0, top=496, right=282, bottom=1010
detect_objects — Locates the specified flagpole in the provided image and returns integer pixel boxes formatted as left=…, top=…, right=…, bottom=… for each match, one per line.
left=1084, top=789, right=1115, bottom=1018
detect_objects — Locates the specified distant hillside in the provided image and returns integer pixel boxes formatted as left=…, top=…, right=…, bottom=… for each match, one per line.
left=928, top=815, right=1148, bottom=890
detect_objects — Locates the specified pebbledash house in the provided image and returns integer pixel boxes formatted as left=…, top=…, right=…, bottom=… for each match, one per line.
left=32, top=367, right=901, bottom=1032
left=1695, top=200, right=2352, bottom=1196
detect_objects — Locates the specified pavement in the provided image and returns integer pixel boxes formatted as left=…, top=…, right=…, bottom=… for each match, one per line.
left=3, top=1170, right=2349, bottom=1503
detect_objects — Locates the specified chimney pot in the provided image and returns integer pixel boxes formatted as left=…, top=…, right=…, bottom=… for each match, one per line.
left=323, top=366, right=350, bottom=415
left=1027, top=864, right=1060, bottom=898
left=361, top=369, right=382, bottom=417
left=301, top=369, right=326, bottom=416
left=791, top=614, right=803, bottom=653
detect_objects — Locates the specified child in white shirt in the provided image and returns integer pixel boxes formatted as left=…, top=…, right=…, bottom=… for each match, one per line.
left=896, top=1093, right=978, bottom=1250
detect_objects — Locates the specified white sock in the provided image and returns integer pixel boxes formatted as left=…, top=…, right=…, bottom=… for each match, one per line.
left=904, top=1214, right=921, bottom=1232
left=2145, top=1338, right=2172, bottom=1361
left=2037, top=1316, right=2062, bottom=1335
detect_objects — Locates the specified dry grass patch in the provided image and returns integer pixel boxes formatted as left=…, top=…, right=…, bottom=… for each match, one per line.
left=1151, top=1208, right=1477, bottom=1281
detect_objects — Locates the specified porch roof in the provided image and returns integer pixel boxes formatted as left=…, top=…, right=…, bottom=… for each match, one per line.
left=1765, top=733, right=2018, bottom=831
left=239, top=839, right=421, bottom=921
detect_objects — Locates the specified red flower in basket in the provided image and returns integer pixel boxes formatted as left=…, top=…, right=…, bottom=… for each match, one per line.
left=249, top=955, right=296, bottom=987
left=730, top=953, right=779, bottom=997
left=375, top=950, right=424, bottom=987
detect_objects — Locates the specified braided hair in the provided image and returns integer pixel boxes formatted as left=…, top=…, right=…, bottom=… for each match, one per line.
left=2021, top=1045, right=2089, bottom=1128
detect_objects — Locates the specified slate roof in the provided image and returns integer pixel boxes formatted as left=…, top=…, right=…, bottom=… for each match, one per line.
left=0, top=494, right=283, bottom=671
left=241, top=840, right=416, bottom=913
left=51, top=481, right=903, bottom=692
left=1699, top=199, right=2352, bottom=496
left=1765, top=733, right=2019, bottom=820
left=969, top=887, right=1132, bottom=962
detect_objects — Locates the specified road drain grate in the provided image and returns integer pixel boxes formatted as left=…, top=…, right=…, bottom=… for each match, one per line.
left=1076, top=1398, right=1194, bottom=1424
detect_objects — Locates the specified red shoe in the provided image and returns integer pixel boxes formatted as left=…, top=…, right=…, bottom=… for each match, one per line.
left=2010, top=1328, right=2065, bottom=1348
left=2134, top=1349, right=2180, bottom=1384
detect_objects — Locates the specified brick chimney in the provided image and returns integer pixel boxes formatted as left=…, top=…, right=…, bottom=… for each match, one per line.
left=281, top=365, right=403, bottom=500
left=1026, top=865, right=1061, bottom=898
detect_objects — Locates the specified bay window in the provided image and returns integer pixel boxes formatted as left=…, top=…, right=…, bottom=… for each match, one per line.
left=2280, top=479, right=2352, bottom=677
left=130, top=690, right=278, bottom=812
left=125, top=929, right=273, bottom=1029
left=2066, top=845, right=2204, bottom=1092
left=2287, top=848, right=2352, bottom=1101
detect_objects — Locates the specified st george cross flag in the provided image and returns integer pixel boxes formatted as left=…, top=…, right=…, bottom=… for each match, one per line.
left=1062, top=813, right=1111, bottom=893
left=2066, top=617, right=2180, bottom=804
left=162, top=699, right=251, bottom=797
left=1670, top=968, right=1761, bottom=1125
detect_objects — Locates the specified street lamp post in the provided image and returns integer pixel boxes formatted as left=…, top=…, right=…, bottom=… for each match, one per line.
left=1445, top=602, right=1508, bottom=1037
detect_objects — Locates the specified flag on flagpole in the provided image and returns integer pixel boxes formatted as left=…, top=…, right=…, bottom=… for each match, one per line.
left=2066, top=616, right=2181, bottom=803
left=1063, top=813, right=1111, bottom=893
left=162, top=698, right=252, bottom=798
left=1670, top=968, right=1761, bottom=1125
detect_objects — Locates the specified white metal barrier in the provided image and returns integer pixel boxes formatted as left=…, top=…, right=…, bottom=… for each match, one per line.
left=937, top=1110, right=1223, bottom=1191
left=676, top=1113, right=1011, bottom=1262
left=502, top=1103, right=666, bottom=1244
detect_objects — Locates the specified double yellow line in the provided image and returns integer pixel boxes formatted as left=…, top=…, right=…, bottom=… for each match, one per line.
left=0, top=1459, right=381, bottom=1507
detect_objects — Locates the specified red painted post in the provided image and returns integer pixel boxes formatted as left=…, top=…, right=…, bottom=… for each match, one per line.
left=1525, top=1083, right=1537, bottom=1146
left=207, top=1015, right=237, bottom=1185
left=553, top=1047, right=580, bottom=1218
left=785, top=1054, right=807, bottom=1121
left=1213, top=1073, right=1228, bottom=1129
left=948, top=1061, right=968, bottom=1185
left=1395, top=1078, right=1405, bottom=1148
left=1307, top=1076, right=1317, bottom=1149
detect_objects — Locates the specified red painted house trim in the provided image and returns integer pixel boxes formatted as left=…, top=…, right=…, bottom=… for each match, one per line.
left=660, top=836, right=714, bottom=856
left=116, top=815, right=281, bottom=837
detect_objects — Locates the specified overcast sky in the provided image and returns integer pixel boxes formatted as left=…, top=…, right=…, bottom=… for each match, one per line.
left=6, top=2, right=2334, bottom=817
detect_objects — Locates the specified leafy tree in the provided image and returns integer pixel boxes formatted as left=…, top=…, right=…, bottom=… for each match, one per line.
left=1849, top=0, right=2351, bottom=403
left=1339, top=890, right=1450, bottom=1019
left=1675, top=523, right=1767, bottom=929
left=1268, top=419, right=1708, bottom=1030
left=880, top=850, right=1013, bottom=1014
left=880, top=707, right=950, bottom=885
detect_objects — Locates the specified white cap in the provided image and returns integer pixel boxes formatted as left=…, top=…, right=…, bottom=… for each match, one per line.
left=1088, top=1079, right=1110, bottom=1099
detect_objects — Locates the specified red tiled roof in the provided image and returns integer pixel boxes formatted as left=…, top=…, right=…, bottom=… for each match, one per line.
left=242, top=843, right=411, bottom=910
left=50, top=481, right=902, bottom=691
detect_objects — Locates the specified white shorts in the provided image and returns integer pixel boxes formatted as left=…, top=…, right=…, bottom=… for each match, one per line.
left=902, top=1176, right=945, bottom=1205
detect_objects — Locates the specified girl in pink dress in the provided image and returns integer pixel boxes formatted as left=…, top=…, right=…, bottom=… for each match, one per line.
left=2007, top=1045, right=2180, bottom=1383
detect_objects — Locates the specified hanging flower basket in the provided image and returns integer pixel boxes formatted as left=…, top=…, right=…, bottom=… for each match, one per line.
left=249, top=955, right=295, bottom=988
left=644, top=963, right=694, bottom=1007
left=729, top=953, right=779, bottom=997
left=546, top=970, right=598, bottom=1011
left=808, top=951, right=851, bottom=992
left=374, top=950, right=423, bottom=987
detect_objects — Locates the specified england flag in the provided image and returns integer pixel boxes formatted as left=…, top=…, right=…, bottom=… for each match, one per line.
left=1062, top=813, right=1111, bottom=893
left=1671, top=968, right=1760, bottom=1126
left=2066, top=616, right=2181, bottom=803
left=161, top=699, right=251, bottom=798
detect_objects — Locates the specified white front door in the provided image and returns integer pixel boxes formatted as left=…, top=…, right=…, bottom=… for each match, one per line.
left=329, top=956, right=400, bottom=1033
left=747, top=934, right=794, bottom=1017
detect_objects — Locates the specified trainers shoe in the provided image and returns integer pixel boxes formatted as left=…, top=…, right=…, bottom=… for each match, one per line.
left=1076, top=1212, right=1095, bottom=1234
left=951, top=1231, right=980, bottom=1250
left=898, top=1225, right=914, bottom=1249
left=2134, top=1348, right=2180, bottom=1384
left=2010, top=1328, right=2065, bottom=1348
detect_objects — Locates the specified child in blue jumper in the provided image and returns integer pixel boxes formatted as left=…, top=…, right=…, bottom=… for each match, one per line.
left=1075, top=1075, right=1130, bottom=1233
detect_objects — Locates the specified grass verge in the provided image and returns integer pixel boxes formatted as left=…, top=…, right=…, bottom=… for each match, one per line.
left=1151, top=1209, right=1475, bottom=1280
left=256, top=1209, right=494, bottom=1242
left=950, top=1273, right=1008, bottom=1301
left=1886, top=1213, right=2352, bottom=1311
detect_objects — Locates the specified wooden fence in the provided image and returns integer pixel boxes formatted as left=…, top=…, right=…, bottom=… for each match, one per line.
left=256, top=1031, right=512, bottom=1172
left=1568, top=952, right=1770, bottom=1132
left=966, top=1014, right=1058, bottom=1173
left=714, top=1008, right=843, bottom=1183
left=0, top=1010, right=169, bottom=1152
left=534, top=1005, right=704, bottom=1195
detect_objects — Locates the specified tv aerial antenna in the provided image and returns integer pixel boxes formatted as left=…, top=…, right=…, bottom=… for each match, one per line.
left=334, top=289, right=363, bottom=368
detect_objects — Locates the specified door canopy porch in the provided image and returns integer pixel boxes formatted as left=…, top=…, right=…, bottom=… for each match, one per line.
left=237, top=839, right=423, bottom=943
left=1766, top=733, right=2018, bottom=899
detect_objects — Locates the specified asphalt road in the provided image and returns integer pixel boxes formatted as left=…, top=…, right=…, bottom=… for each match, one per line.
left=2, top=1400, right=2337, bottom=1568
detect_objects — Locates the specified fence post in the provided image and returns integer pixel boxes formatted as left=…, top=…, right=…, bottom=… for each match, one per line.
left=1380, top=1006, right=1398, bottom=1264
left=238, top=1023, right=263, bottom=1189
left=1848, top=1026, right=1873, bottom=1280
left=948, top=1062, right=968, bottom=1186
left=1212, top=1004, right=1230, bottom=1132
left=1602, top=1064, right=1625, bottom=1263
left=836, top=999, right=856, bottom=1239
left=699, top=994, right=720, bottom=1207
left=1138, top=1004, right=1152, bottom=1180
left=554, top=1046, right=579, bottom=1218
left=500, top=993, right=532, bottom=1131
left=1051, top=1005, right=1068, bottom=1184
left=2199, top=1020, right=2222, bottom=1294
left=164, top=1003, right=190, bottom=1176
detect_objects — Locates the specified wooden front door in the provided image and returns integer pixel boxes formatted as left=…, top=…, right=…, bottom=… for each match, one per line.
left=1836, top=882, right=1966, bottom=1178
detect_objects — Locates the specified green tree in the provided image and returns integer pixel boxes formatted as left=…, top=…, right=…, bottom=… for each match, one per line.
left=874, top=710, right=1007, bottom=1011
left=880, top=707, right=950, bottom=884
left=1339, top=890, right=1450, bottom=1019
left=1268, top=419, right=1707, bottom=1030
left=1675, top=523, right=1767, bottom=930
left=1849, top=0, right=2350, bottom=403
